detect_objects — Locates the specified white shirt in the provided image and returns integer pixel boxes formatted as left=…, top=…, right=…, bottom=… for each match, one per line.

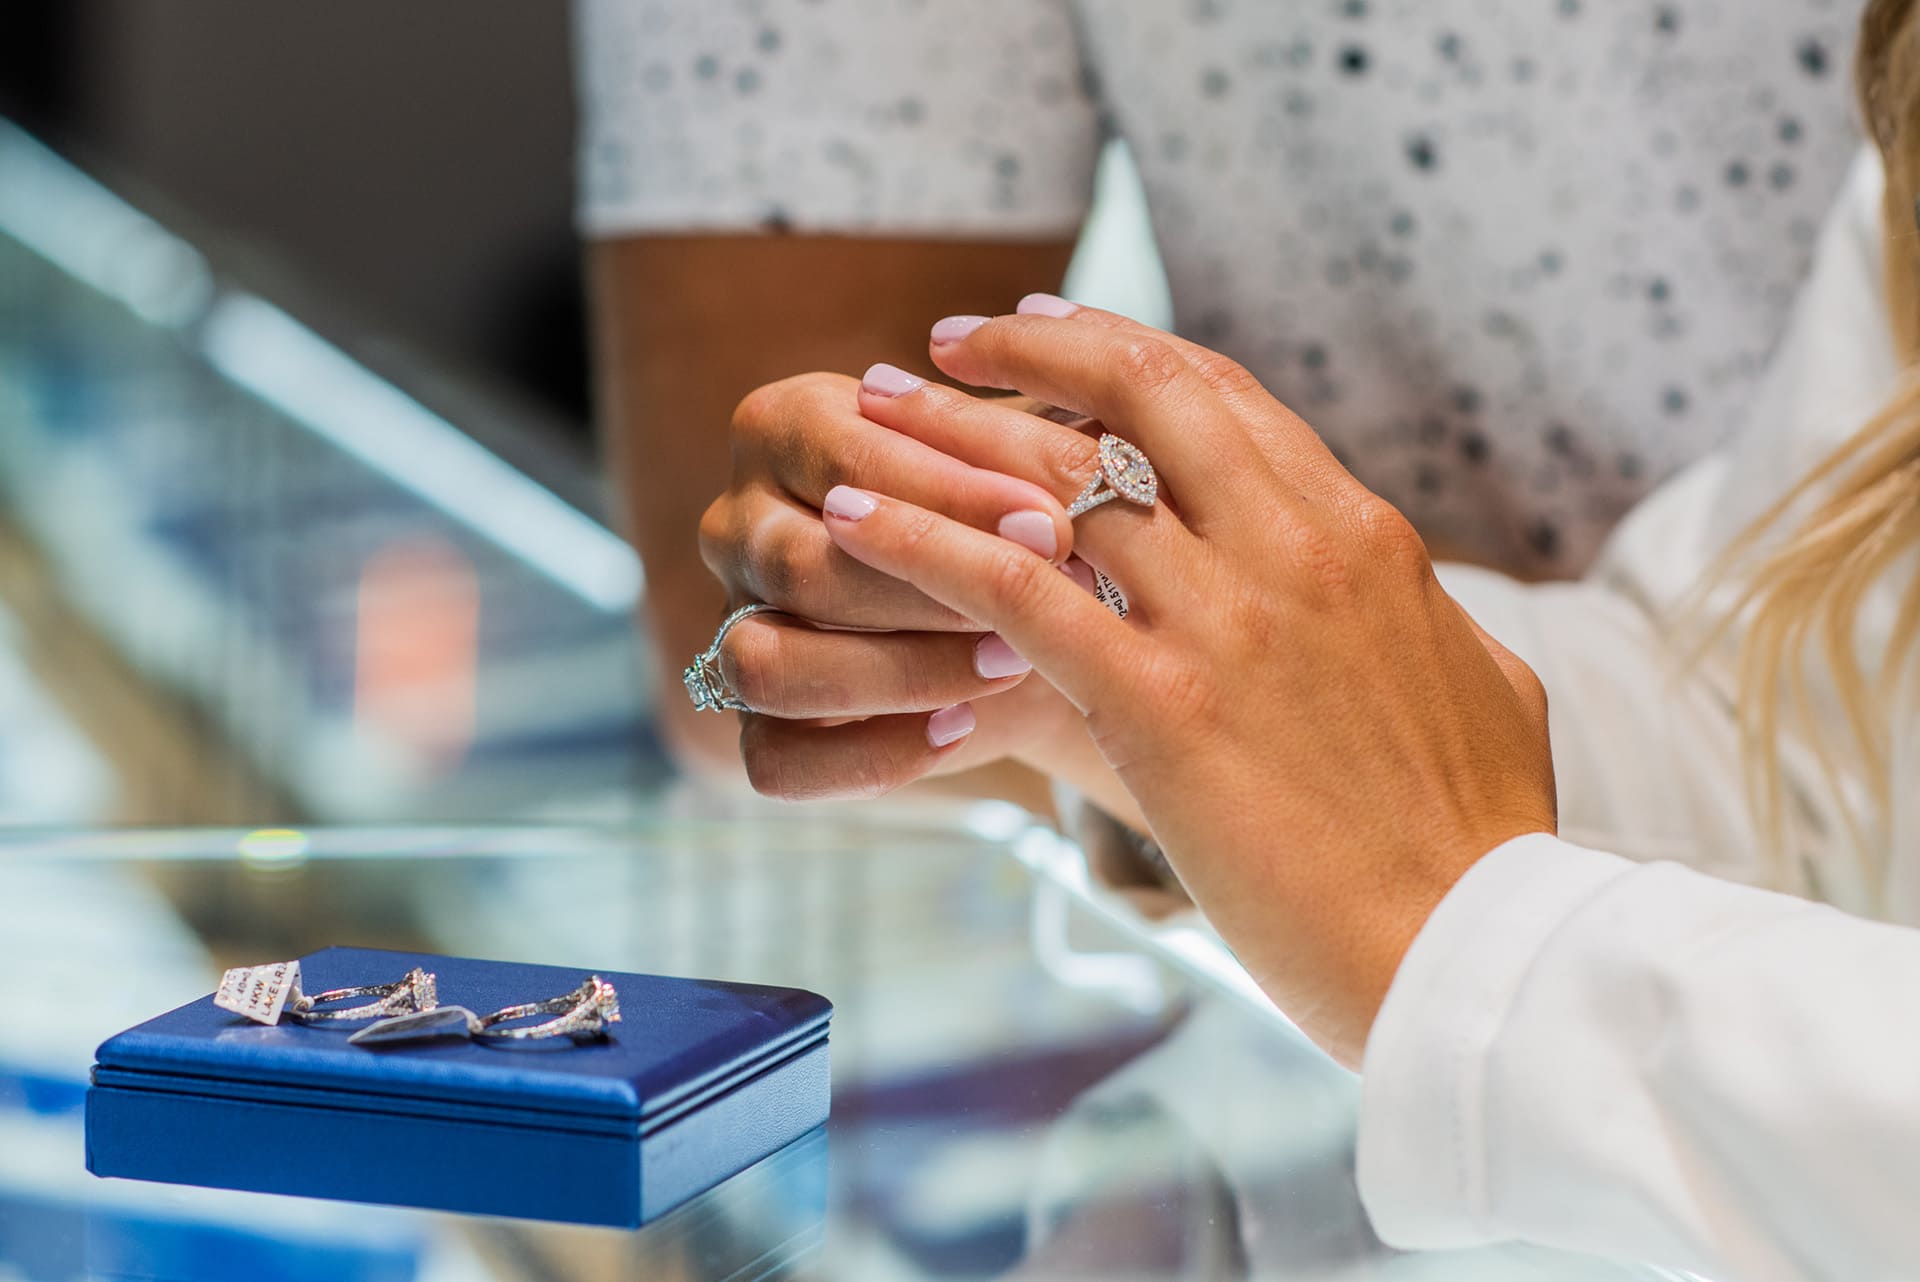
left=1359, top=150, right=1920, bottom=1281
left=574, top=0, right=1863, bottom=575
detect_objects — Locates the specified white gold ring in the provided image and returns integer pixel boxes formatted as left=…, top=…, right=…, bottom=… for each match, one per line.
left=475, top=976, right=622, bottom=1042
left=214, top=961, right=439, bottom=1026
left=683, top=602, right=784, bottom=713
left=1067, top=435, right=1159, bottom=518
left=350, top=976, right=623, bottom=1047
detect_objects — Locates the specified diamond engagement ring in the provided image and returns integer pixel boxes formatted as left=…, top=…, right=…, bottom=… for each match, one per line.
left=475, top=976, right=622, bottom=1042
left=683, top=602, right=784, bottom=712
left=214, top=961, right=439, bottom=1026
left=350, top=976, right=623, bottom=1047
left=1067, top=434, right=1159, bottom=518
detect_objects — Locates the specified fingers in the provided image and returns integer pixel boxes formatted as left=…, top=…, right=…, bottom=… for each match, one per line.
left=925, top=314, right=1272, bottom=523
left=735, top=371, right=1072, bottom=556
left=1014, top=295, right=1352, bottom=500
left=701, top=492, right=978, bottom=630
left=738, top=708, right=978, bottom=802
left=716, top=611, right=1033, bottom=719
left=820, top=486, right=1141, bottom=712
left=855, top=368, right=1202, bottom=615
left=857, top=367, right=1101, bottom=501
left=737, top=681, right=1060, bottom=800
left=1016, top=294, right=1271, bottom=406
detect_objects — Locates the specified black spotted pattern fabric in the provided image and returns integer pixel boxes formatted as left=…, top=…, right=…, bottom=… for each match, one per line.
left=576, top=0, right=1864, bottom=573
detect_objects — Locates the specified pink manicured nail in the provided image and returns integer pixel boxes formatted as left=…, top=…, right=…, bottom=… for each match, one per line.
left=927, top=703, right=977, bottom=747
left=974, top=634, right=1032, bottom=680
left=998, top=510, right=1058, bottom=560
left=1061, top=556, right=1097, bottom=594
left=930, top=315, right=990, bottom=345
left=1017, top=292, right=1081, bottom=318
left=823, top=485, right=879, bottom=521
left=861, top=362, right=926, bottom=397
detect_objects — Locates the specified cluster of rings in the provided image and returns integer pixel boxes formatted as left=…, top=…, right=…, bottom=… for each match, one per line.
left=681, top=435, right=1159, bottom=713
left=213, top=961, right=620, bottom=1048
left=350, top=976, right=623, bottom=1047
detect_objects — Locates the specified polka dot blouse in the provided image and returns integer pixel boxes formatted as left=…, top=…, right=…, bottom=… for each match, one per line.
left=575, top=0, right=1864, bottom=573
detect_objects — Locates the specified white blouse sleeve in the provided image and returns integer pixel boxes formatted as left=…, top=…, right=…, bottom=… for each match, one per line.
left=1357, top=832, right=1920, bottom=1280
left=1356, top=147, right=1920, bottom=1277
left=572, top=0, right=1102, bottom=239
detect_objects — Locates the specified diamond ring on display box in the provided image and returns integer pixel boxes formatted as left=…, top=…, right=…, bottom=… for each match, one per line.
left=85, top=946, right=832, bottom=1226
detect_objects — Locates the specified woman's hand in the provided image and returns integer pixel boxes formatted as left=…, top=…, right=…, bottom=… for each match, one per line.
left=699, top=370, right=1138, bottom=813
left=824, top=298, right=1559, bottom=1065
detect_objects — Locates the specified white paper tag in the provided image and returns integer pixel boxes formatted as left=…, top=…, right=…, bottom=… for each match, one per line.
left=1091, top=569, right=1130, bottom=620
left=214, top=961, right=301, bottom=1025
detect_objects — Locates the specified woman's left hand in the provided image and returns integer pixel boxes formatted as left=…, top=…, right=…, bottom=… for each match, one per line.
left=824, top=299, right=1559, bottom=1065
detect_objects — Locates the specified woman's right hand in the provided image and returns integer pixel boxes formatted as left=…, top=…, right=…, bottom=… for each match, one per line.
left=700, top=368, right=1132, bottom=809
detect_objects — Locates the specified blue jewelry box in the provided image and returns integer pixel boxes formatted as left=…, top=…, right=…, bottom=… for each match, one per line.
left=85, top=946, right=832, bottom=1226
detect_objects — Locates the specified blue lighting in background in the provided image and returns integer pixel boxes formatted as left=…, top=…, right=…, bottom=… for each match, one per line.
left=0, top=118, right=212, bottom=329
left=201, top=294, right=643, bottom=612
left=0, top=116, right=645, bottom=615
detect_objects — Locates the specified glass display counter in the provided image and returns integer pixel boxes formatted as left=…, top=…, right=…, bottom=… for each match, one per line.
left=0, top=818, right=1672, bottom=1281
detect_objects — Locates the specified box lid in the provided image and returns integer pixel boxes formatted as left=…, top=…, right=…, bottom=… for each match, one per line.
left=93, top=947, right=831, bottom=1127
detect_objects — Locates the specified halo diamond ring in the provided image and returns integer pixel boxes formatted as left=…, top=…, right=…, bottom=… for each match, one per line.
left=214, top=961, right=439, bottom=1026
left=1067, top=435, right=1159, bottom=518
left=683, top=603, right=784, bottom=713
left=349, top=976, right=623, bottom=1047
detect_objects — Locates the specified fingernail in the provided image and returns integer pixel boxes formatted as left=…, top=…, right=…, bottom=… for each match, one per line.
left=927, top=703, right=977, bottom=747
left=974, top=634, right=1032, bottom=680
left=1017, top=292, right=1080, bottom=318
left=998, top=510, right=1058, bottom=560
left=823, top=485, right=879, bottom=521
left=1061, top=556, right=1097, bottom=594
left=861, top=362, right=926, bottom=397
left=930, top=315, right=990, bottom=345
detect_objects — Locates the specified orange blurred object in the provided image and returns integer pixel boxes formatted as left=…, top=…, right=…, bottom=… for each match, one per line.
left=354, top=537, right=479, bottom=771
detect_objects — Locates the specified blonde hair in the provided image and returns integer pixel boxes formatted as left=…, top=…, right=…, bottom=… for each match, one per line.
left=1700, top=0, right=1920, bottom=901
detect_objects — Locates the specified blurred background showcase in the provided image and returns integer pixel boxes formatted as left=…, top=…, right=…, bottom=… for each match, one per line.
left=0, top=3, right=665, bottom=831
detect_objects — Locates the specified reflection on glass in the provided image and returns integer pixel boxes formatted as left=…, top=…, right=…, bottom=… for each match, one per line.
left=0, top=825, right=1668, bottom=1281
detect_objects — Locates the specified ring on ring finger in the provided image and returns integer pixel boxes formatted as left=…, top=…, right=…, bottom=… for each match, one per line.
left=684, top=603, right=786, bottom=712
left=1067, top=434, right=1159, bottom=518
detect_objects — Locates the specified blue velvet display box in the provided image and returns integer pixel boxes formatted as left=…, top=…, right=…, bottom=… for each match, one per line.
left=85, top=947, right=833, bottom=1226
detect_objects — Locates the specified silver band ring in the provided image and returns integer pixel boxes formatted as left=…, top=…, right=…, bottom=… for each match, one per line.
left=683, top=603, right=784, bottom=713
left=1067, top=435, right=1159, bottom=518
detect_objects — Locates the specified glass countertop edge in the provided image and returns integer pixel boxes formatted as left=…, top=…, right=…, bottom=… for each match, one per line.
left=999, top=816, right=1319, bottom=1055
left=0, top=807, right=1018, bottom=861
left=0, top=807, right=1315, bottom=1057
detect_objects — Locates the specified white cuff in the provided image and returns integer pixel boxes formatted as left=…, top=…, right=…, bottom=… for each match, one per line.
left=1355, top=833, right=1636, bottom=1248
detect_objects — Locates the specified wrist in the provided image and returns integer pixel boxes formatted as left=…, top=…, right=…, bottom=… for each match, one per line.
left=1341, top=819, right=1558, bottom=1065
left=1211, top=815, right=1555, bottom=1070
